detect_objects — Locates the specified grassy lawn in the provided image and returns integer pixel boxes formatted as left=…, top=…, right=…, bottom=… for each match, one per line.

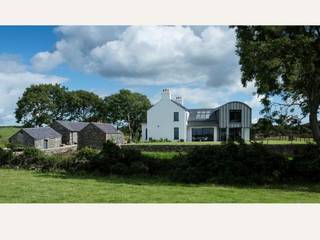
left=1, top=168, right=320, bottom=203
left=0, top=127, right=20, bottom=147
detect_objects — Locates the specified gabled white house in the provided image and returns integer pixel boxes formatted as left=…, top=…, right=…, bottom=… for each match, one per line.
left=141, top=89, right=252, bottom=142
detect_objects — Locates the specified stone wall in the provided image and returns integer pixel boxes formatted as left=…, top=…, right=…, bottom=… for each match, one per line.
left=42, top=145, right=77, bottom=155
left=121, top=143, right=309, bottom=155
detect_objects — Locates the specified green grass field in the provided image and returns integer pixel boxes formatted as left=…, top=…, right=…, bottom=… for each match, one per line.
left=1, top=168, right=320, bottom=203
left=0, top=127, right=20, bottom=147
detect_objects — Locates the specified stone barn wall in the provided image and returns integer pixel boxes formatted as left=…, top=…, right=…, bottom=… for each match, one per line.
left=78, top=124, right=107, bottom=149
left=51, top=121, right=73, bottom=145
left=34, top=137, right=62, bottom=149
left=9, top=130, right=34, bottom=147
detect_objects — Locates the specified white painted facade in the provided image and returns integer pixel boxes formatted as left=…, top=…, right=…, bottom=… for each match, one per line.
left=142, top=89, right=252, bottom=142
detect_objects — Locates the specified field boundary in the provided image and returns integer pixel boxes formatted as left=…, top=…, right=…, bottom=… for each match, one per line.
left=122, top=143, right=309, bottom=154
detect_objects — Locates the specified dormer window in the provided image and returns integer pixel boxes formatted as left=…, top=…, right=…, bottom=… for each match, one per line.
left=230, top=110, right=241, bottom=123
left=174, top=112, right=179, bottom=121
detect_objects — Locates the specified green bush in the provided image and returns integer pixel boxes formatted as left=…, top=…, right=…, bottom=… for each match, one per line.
left=76, top=147, right=99, bottom=161
left=288, top=145, right=320, bottom=182
left=172, top=142, right=289, bottom=184
left=129, top=161, right=149, bottom=175
left=110, top=162, right=129, bottom=175
left=10, top=147, right=46, bottom=168
left=0, top=148, right=13, bottom=166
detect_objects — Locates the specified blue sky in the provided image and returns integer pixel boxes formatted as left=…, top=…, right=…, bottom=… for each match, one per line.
left=0, top=26, right=263, bottom=125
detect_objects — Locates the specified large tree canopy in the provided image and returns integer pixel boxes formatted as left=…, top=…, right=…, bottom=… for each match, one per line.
left=67, top=90, right=105, bottom=122
left=234, top=26, right=320, bottom=144
left=15, top=84, right=104, bottom=127
left=103, top=89, right=151, bottom=141
left=15, top=84, right=69, bottom=127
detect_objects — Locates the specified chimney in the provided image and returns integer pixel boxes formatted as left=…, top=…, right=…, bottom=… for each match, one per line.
left=161, top=88, right=171, bottom=99
left=175, top=96, right=183, bottom=105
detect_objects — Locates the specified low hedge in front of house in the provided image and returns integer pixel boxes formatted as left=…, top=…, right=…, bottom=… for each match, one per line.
left=1, top=141, right=320, bottom=185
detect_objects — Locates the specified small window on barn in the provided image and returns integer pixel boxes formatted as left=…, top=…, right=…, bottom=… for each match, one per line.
left=229, top=110, right=241, bottom=123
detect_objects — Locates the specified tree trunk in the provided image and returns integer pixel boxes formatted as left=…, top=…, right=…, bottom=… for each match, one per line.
left=309, top=103, right=320, bottom=145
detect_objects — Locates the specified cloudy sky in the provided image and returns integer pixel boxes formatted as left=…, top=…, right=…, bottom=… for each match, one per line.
left=0, top=26, right=262, bottom=125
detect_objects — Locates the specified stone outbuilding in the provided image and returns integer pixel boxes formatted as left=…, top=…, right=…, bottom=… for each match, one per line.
left=51, top=120, right=88, bottom=145
left=9, top=127, right=62, bottom=149
left=78, top=122, right=124, bottom=149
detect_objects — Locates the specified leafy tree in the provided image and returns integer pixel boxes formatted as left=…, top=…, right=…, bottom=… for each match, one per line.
left=15, top=84, right=69, bottom=127
left=234, top=26, right=320, bottom=145
left=68, top=90, right=105, bottom=122
left=103, top=89, right=151, bottom=141
left=253, top=118, right=274, bottom=140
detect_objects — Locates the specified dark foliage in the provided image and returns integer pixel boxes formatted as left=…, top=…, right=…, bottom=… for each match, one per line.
left=0, top=148, right=13, bottom=166
left=288, top=144, right=320, bottom=182
left=3, top=141, right=320, bottom=185
left=172, top=142, right=289, bottom=184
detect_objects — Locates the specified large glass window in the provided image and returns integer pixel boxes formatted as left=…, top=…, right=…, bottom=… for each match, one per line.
left=192, top=128, right=214, bottom=141
left=174, top=112, right=179, bottom=121
left=229, top=128, right=242, bottom=141
left=174, top=127, right=179, bottom=140
left=229, top=110, right=242, bottom=123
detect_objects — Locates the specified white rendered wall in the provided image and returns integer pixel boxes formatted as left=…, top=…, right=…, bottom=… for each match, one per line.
left=243, top=127, right=250, bottom=141
left=141, top=123, right=147, bottom=141
left=147, top=97, right=188, bottom=141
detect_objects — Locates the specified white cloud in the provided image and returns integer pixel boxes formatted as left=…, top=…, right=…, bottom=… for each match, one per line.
left=31, top=51, right=64, bottom=72
left=31, top=26, right=239, bottom=88
left=0, top=55, right=67, bottom=125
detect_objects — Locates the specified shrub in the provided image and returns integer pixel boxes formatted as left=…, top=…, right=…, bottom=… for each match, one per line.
left=0, top=147, right=13, bottom=166
left=129, top=161, right=149, bottom=175
left=172, top=141, right=289, bottom=184
left=110, top=162, right=129, bottom=175
left=10, top=147, right=46, bottom=168
left=77, top=147, right=99, bottom=161
left=95, top=140, right=124, bottom=174
left=288, top=144, right=320, bottom=182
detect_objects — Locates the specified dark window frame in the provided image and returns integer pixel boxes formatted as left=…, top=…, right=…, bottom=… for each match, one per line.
left=174, top=127, right=179, bottom=140
left=174, top=112, right=179, bottom=121
left=229, top=110, right=242, bottom=123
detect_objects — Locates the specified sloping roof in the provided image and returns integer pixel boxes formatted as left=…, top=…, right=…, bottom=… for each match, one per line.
left=91, top=122, right=119, bottom=134
left=22, top=127, right=62, bottom=140
left=188, top=108, right=219, bottom=122
left=55, top=120, right=89, bottom=132
left=170, top=100, right=188, bottom=110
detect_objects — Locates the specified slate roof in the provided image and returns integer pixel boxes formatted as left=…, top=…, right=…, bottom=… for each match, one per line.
left=170, top=100, right=188, bottom=110
left=91, top=122, right=120, bottom=134
left=55, top=120, right=89, bottom=132
left=22, top=127, right=62, bottom=140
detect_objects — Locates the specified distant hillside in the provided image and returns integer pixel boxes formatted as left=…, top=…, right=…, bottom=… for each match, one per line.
left=0, top=127, right=21, bottom=147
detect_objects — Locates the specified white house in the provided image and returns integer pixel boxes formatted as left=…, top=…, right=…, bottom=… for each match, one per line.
left=141, top=89, right=252, bottom=142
